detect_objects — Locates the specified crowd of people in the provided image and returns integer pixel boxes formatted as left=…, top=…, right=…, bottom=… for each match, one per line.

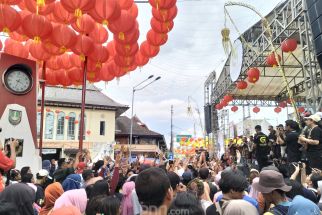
left=1, top=112, right=322, bottom=214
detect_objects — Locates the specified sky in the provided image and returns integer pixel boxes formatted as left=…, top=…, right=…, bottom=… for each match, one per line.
left=96, top=0, right=287, bottom=145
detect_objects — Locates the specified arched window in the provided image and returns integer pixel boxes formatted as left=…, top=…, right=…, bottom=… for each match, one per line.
left=36, top=112, right=41, bottom=138
left=45, top=112, right=54, bottom=139
left=67, top=112, right=76, bottom=140
left=56, top=112, right=65, bottom=140
left=78, top=114, right=86, bottom=140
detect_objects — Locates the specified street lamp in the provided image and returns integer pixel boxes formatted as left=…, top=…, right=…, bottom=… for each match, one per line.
left=129, top=76, right=161, bottom=159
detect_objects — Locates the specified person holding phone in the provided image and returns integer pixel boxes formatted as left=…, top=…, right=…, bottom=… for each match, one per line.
left=0, top=138, right=18, bottom=192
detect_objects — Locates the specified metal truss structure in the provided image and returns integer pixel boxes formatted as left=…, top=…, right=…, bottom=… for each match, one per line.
left=204, top=0, right=322, bottom=140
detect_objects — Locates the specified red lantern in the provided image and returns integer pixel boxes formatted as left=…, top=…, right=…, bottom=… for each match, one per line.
left=149, top=0, right=176, bottom=9
left=152, top=6, right=178, bottom=22
left=60, top=0, right=95, bottom=18
left=140, top=41, right=160, bottom=58
left=266, top=52, right=281, bottom=67
left=128, top=3, right=138, bottom=18
left=286, top=98, right=293, bottom=104
left=65, top=116, right=70, bottom=120
left=86, top=130, right=91, bottom=135
left=55, top=69, right=72, bottom=86
left=22, top=13, right=53, bottom=42
left=57, top=54, right=73, bottom=70
left=9, top=31, right=28, bottom=42
left=87, top=69, right=101, bottom=82
left=45, top=69, right=58, bottom=85
left=247, top=67, right=260, bottom=83
left=55, top=109, right=60, bottom=114
left=23, top=0, right=54, bottom=15
left=51, top=24, right=77, bottom=52
left=119, top=0, right=133, bottom=10
left=279, top=101, right=287, bottom=108
left=89, top=24, right=108, bottom=44
left=223, top=95, right=233, bottom=103
left=42, top=40, right=63, bottom=56
left=253, top=106, right=260, bottom=114
left=215, top=104, right=223, bottom=110
left=90, top=0, right=121, bottom=25
left=71, top=14, right=95, bottom=35
left=46, top=56, right=60, bottom=70
left=109, top=11, right=136, bottom=39
left=100, top=62, right=116, bottom=82
left=135, top=51, right=149, bottom=67
left=46, top=108, right=51, bottom=112
left=88, top=44, right=109, bottom=67
left=147, top=30, right=168, bottom=46
left=4, top=38, right=29, bottom=58
left=114, top=42, right=139, bottom=57
left=67, top=67, right=83, bottom=84
left=114, top=28, right=139, bottom=45
left=74, top=120, right=79, bottom=124
left=71, top=35, right=95, bottom=60
left=298, top=107, right=305, bottom=113
left=274, top=107, right=282, bottom=114
left=231, top=106, right=238, bottom=112
left=114, top=55, right=135, bottom=67
left=236, top=80, right=248, bottom=90
left=70, top=53, right=84, bottom=68
left=221, top=100, right=228, bottom=107
left=0, top=0, right=21, bottom=4
left=151, top=18, right=174, bottom=33
left=281, top=39, right=297, bottom=53
left=0, top=5, right=21, bottom=33
left=29, top=42, right=51, bottom=61
left=52, top=2, right=76, bottom=24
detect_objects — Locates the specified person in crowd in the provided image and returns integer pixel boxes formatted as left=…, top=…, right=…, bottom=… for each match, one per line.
left=276, top=124, right=287, bottom=158
left=299, top=114, right=322, bottom=170
left=284, top=120, right=301, bottom=163
left=249, top=177, right=260, bottom=200
left=81, top=169, right=94, bottom=187
left=53, top=151, right=81, bottom=183
left=254, top=125, right=270, bottom=170
left=62, top=174, right=82, bottom=191
left=0, top=183, right=36, bottom=215
left=0, top=139, right=18, bottom=191
left=187, top=178, right=212, bottom=212
left=168, top=192, right=204, bottom=215
left=51, top=205, right=82, bottom=215
left=135, top=167, right=173, bottom=215
left=228, top=139, right=237, bottom=162
left=248, top=135, right=255, bottom=164
left=167, top=171, right=186, bottom=197
left=86, top=195, right=120, bottom=215
left=239, top=137, right=250, bottom=165
left=288, top=195, right=320, bottom=215
left=199, top=168, right=217, bottom=200
left=42, top=160, right=51, bottom=173
left=21, top=166, right=32, bottom=177
left=121, top=181, right=135, bottom=215
left=53, top=189, right=87, bottom=214
left=39, top=182, right=64, bottom=215
left=255, top=170, right=292, bottom=214
left=268, top=125, right=280, bottom=159
left=6, top=169, right=20, bottom=185
left=222, top=199, right=258, bottom=215
left=75, top=162, right=86, bottom=174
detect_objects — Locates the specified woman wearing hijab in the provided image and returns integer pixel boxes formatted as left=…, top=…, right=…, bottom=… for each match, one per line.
left=121, top=181, right=135, bottom=215
left=53, top=189, right=87, bottom=214
left=0, top=183, right=36, bottom=215
left=50, top=206, right=81, bottom=215
left=39, top=182, right=64, bottom=215
left=249, top=177, right=260, bottom=199
left=222, top=199, right=258, bottom=215
left=62, top=174, right=82, bottom=191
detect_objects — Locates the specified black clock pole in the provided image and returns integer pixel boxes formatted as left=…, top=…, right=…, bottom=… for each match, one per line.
left=39, top=61, right=47, bottom=157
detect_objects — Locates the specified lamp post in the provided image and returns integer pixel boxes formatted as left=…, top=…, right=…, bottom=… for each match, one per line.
left=129, top=76, right=161, bottom=159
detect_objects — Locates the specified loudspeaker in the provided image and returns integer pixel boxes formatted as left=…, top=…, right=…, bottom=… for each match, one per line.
left=204, top=105, right=212, bottom=134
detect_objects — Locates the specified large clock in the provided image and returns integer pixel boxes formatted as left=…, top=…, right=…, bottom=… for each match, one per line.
left=2, top=64, right=33, bottom=95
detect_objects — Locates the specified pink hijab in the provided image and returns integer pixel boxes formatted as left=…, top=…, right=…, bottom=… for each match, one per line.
left=53, top=189, right=87, bottom=214
left=249, top=177, right=260, bottom=199
left=121, top=181, right=135, bottom=215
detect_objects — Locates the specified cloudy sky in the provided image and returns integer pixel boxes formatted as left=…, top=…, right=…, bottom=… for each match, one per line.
left=97, top=0, right=287, bottom=144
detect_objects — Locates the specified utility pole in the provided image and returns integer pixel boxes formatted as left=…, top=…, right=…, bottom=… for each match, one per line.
left=170, top=105, right=173, bottom=153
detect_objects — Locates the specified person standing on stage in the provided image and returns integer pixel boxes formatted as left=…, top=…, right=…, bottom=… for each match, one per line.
left=299, top=114, right=322, bottom=170
left=268, top=126, right=280, bottom=159
left=253, top=125, right=270, bottom=170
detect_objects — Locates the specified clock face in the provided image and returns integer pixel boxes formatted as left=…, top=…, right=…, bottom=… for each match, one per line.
left=3, top=66, right=33, bottom=95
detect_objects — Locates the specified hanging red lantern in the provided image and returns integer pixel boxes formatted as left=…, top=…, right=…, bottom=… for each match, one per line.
left=60, top=0, right=95, bottom=18
left=140, top=41, right=160, bottom=58
left=67, top=67, right=83, bottom=84
left=274, top=107, right=282, bottom=114
left=71, top=14, right=95, bottom=35
left=65, top=116, right=70, bottom=120
left=45, top=69, right=58, bottom=85
left=23, top=0, right=54, bottom=15
left=236, top=80, right=248, bottom=90
left=149, top=0, right=177, bottom=9
left=128, top=3, right=138, bottom=18
left=89, top=24, right=109, bottom=44
left=89, top=0, right=121, bottom=25
left=223, top=95, right=233, bottom=103
left=151, top=18, right=174, bottom=33
left=298, top=107, right=305, bottom=113
left=114, top=28, right=139, bottom=45
left=215, top=104, right=223, bottom=110
left=55, top=69, right=72, bottom=86
left=86, top=130, right=91, bottom=135
left=119, top=0, right=133, bottom=10
left=147, top=30, right=168, bottom=46
left=115, top=42, right=139, bottom=57
left=71, top=35, right=95, bottom=60
left=57, top=54, right=73, bottom=70
left=4, top=38, right=29, bottom=58
left=0, top=5, right=21, bottom=33
left=55, top=109, right=60, bottom=114
left=109, top=11, right=136, bottom=40
left=135, top=51, right=149, bottom=67
left=266, top=52, right=281, bottom=67
left=74, top=120, right=79, bottom=124
left=52, top=2, right=76, bottom=24
left=70, top=53, right=84, bottom=68
left=152, top=6, right=178, bottom=22
left=46, top=56, right=60, bottom=70
left=42, top=40, right=63, bottom=56
left=88, top=44, right=109, bottom=68
left=0, top=0, right=21, bottom=5
left=9, top=31, right=28, bottom=42
left=29, top=42, right=51, bottom=61
left=281, top=38, right=297, bottom=53
left=247, top=67, right=260, bottom=83
left=221, top=100, right=228, bottom=107
left=231, top=106, right=238, bottom=112
left=279, top=101, right=287, bottom=108
left=100, top=62, right=116, bottom=82
left=253, top=106, right=260, bottom=114
left=46, top=108, right=51, bottom=112
left=87, top=69, right=101, bottom=83
left=22, top=13, right=53, bottom=42
left=114, top=55, right=135, bottom=67
left=51, top=24, right=77, bottom=52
